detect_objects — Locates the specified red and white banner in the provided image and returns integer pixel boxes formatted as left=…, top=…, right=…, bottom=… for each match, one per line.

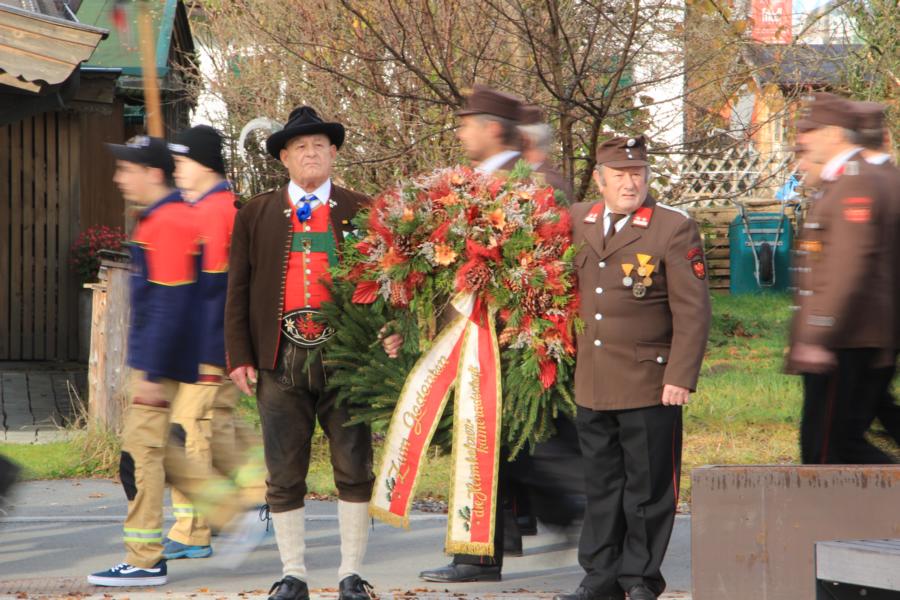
left=369, top=293, right=501, bottom=556
left=751, top=0, right=793, bottom=43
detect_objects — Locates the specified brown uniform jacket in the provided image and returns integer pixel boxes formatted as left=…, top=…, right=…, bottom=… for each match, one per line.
left=570, top=197, right=712, bottom=410
left=787, top=157, right=895, bottom=361
left=224, top=184, right=369, bottom=372
left=496, top=155, right=574, bottom=204
left=867, top=158, right=900, bottom=351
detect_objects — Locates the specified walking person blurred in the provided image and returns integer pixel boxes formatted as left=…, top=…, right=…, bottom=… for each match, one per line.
left=162, top=125, right=268, bottom=561
left=787, top=93, right=897, bottom=464
left=87, top=136, right=254, bottom=587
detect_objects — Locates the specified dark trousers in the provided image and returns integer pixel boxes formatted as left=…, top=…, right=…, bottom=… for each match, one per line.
left=256, top=343, right=375, bottom=512
left=575, top=403, right=682, bottom=597
left=873, top=355, right=900, bottom=445
left=800, top=349, right=896, bottom=465
left=453, top=453, right=509, bottom=568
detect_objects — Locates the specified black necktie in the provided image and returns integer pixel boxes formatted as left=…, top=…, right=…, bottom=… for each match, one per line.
left=604, top=213, right=625, bottom=248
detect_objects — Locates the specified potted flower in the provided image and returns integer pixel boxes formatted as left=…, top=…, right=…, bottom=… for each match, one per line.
left=70, top=225, right=127, bottom=361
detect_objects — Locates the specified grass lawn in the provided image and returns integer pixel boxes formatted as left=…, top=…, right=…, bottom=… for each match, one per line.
left=4, top=292, right=896, bottom=505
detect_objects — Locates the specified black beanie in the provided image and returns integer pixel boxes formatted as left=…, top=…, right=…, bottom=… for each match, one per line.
left=169, top=125, right=226, bottom=175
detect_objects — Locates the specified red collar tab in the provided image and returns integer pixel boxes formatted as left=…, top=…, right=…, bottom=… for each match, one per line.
left=632, top=206, right=653, bottom=228
left=584, top=203, right=604, bottom=224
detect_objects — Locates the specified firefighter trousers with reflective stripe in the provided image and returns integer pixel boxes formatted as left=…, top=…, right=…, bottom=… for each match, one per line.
left=120, top=371, right=246, bottom=568
left=167, top=365, right=267, bottom=546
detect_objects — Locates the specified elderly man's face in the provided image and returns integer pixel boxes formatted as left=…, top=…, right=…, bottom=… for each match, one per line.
left=279, top=133, right=336, bottom=186
left=593, top=165, right=649, bottom=214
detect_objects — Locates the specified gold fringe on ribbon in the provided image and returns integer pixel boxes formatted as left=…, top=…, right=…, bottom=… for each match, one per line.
left=368, top=503, right=409, bottom=530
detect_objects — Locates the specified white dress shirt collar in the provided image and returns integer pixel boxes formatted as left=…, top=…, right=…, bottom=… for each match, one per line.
left=603, top=206, right=632, bottom=234
left=288, top=178, right=332, bottom=210
left=476, top=150, right=521, bottom=175
left=821, top=147, right=862, bottom=182
left=865, top=152, right=892, bottom=166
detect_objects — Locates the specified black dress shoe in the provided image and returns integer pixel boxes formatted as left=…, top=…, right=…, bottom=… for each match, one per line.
left=553, top=586, right=624, bottom=600
left=418, top=563, right=502, bottom=582
left=338, top=574, right=374, bottom=600
left=516, top=514, right=538, bottom=536
left=267, top=576, right=310, bottom=600
left=504, top=509, right=524, bottom=556
left=626, top=584, right=657, bottom=600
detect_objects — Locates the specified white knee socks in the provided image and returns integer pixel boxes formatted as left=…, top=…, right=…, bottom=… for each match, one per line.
left=337, top=500, right=370, bottom=580
left=272, top=506, right=307, bottom=581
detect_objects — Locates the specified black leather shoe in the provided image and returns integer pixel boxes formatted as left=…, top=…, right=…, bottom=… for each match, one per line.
left=418, top=563, right=502, bottom=582
left=517, top=514, right=538, bottom=536
left=626, top=584, right=657, bottom=600
left=553, top=586, right=624, bottom=600
left=267, top=576, right=310, bottom=600
left=338, top=574, right=374, bottom=600
left=504, top=509, right=524, bottom=556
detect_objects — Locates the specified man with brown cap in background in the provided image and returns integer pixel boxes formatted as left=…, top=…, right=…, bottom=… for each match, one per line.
left=849, top=100, right=900, bottom=448
left=787, top=92, right=897, bottom=464
left=519, top=104, right=575, bottom=202
left=225, top=106, right=375, bottom=600
left=386, top=84, right=585, bottom=583
left=555, top=135, right=711, bottom=600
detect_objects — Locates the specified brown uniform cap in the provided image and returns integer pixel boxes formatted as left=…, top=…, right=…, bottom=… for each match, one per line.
left=519, top=104, right=544, bottom=125
left=853, top=101, right=886, bottom=132
left=457, top=84, right=523, bottom=121
left=795, top=92, right=858, bottom=132
left=596, top=135, right=649, bottom=168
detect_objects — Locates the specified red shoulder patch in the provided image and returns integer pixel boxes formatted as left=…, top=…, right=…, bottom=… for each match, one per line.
left=632, top=206, right=653, bottom=228
left=842, top=197, right=872, bottom=223
left=686, top=246, right=703, bottom=260
left=584, top=203, right=603, bottom=224
left=691, top=259, right=706, bottom=280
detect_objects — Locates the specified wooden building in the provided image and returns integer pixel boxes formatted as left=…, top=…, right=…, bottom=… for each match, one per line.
left=0, top=0, right=197, bottom=362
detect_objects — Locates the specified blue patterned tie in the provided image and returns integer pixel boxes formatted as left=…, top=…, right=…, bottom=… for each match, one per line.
left=296, top=194, right=316, bottom=222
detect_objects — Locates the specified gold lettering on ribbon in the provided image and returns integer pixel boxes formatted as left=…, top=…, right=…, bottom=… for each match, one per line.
left=402, top=356, right=449, bottom=437
left=463, top=365, right=489, bottom=520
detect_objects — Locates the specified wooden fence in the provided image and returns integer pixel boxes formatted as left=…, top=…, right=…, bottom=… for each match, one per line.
left=688, top=199, right=799, bottom=292
left=0, top=111, right=81, bottom=361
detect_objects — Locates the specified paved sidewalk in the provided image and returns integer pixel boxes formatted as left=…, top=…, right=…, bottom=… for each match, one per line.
left=0, top=364, right=84, bottom=443
left=0, top=480, right=692, bottom=599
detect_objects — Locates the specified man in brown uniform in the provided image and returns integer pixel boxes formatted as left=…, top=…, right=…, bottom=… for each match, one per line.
left=788, top=93, right=896, bottom=464
left=851, top=100, right=900, bottom=447
left=225, top=107, right=375, bottom=600
left=555, top=136, right=711, bottom=600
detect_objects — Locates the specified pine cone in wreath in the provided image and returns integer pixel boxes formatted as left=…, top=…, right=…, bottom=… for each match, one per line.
left=524, top=288, right=553, bottom=316
left=464, top=262, right=492, bottom=291
left=390, top=282, right=409, bottom=306
left=395, top=235, right=416, bottom=258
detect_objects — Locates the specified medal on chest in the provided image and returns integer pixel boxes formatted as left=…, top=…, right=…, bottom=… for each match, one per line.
left=623, top=253, right=656, bottom=298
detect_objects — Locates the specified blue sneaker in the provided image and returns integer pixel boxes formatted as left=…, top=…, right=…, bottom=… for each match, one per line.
left=87, top=560, right=167, bottom=586
left=162, top=538, right=213, bottom=559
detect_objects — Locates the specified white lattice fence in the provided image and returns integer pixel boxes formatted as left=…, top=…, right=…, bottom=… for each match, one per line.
left=658, top=146, right=793, bottom=207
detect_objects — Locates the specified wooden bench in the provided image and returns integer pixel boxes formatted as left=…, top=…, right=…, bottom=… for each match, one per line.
left=816, top=539, right=900, bottom=599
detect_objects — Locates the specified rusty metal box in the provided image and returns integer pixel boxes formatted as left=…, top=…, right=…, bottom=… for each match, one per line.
left=691, top=465, right=900, bottom=599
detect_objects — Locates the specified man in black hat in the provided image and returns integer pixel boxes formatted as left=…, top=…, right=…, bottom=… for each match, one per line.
left=225, top=107, right=375, bottom=600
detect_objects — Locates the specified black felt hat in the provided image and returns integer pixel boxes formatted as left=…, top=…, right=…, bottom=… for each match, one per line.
left=265, top=106, right=345, bottom=159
